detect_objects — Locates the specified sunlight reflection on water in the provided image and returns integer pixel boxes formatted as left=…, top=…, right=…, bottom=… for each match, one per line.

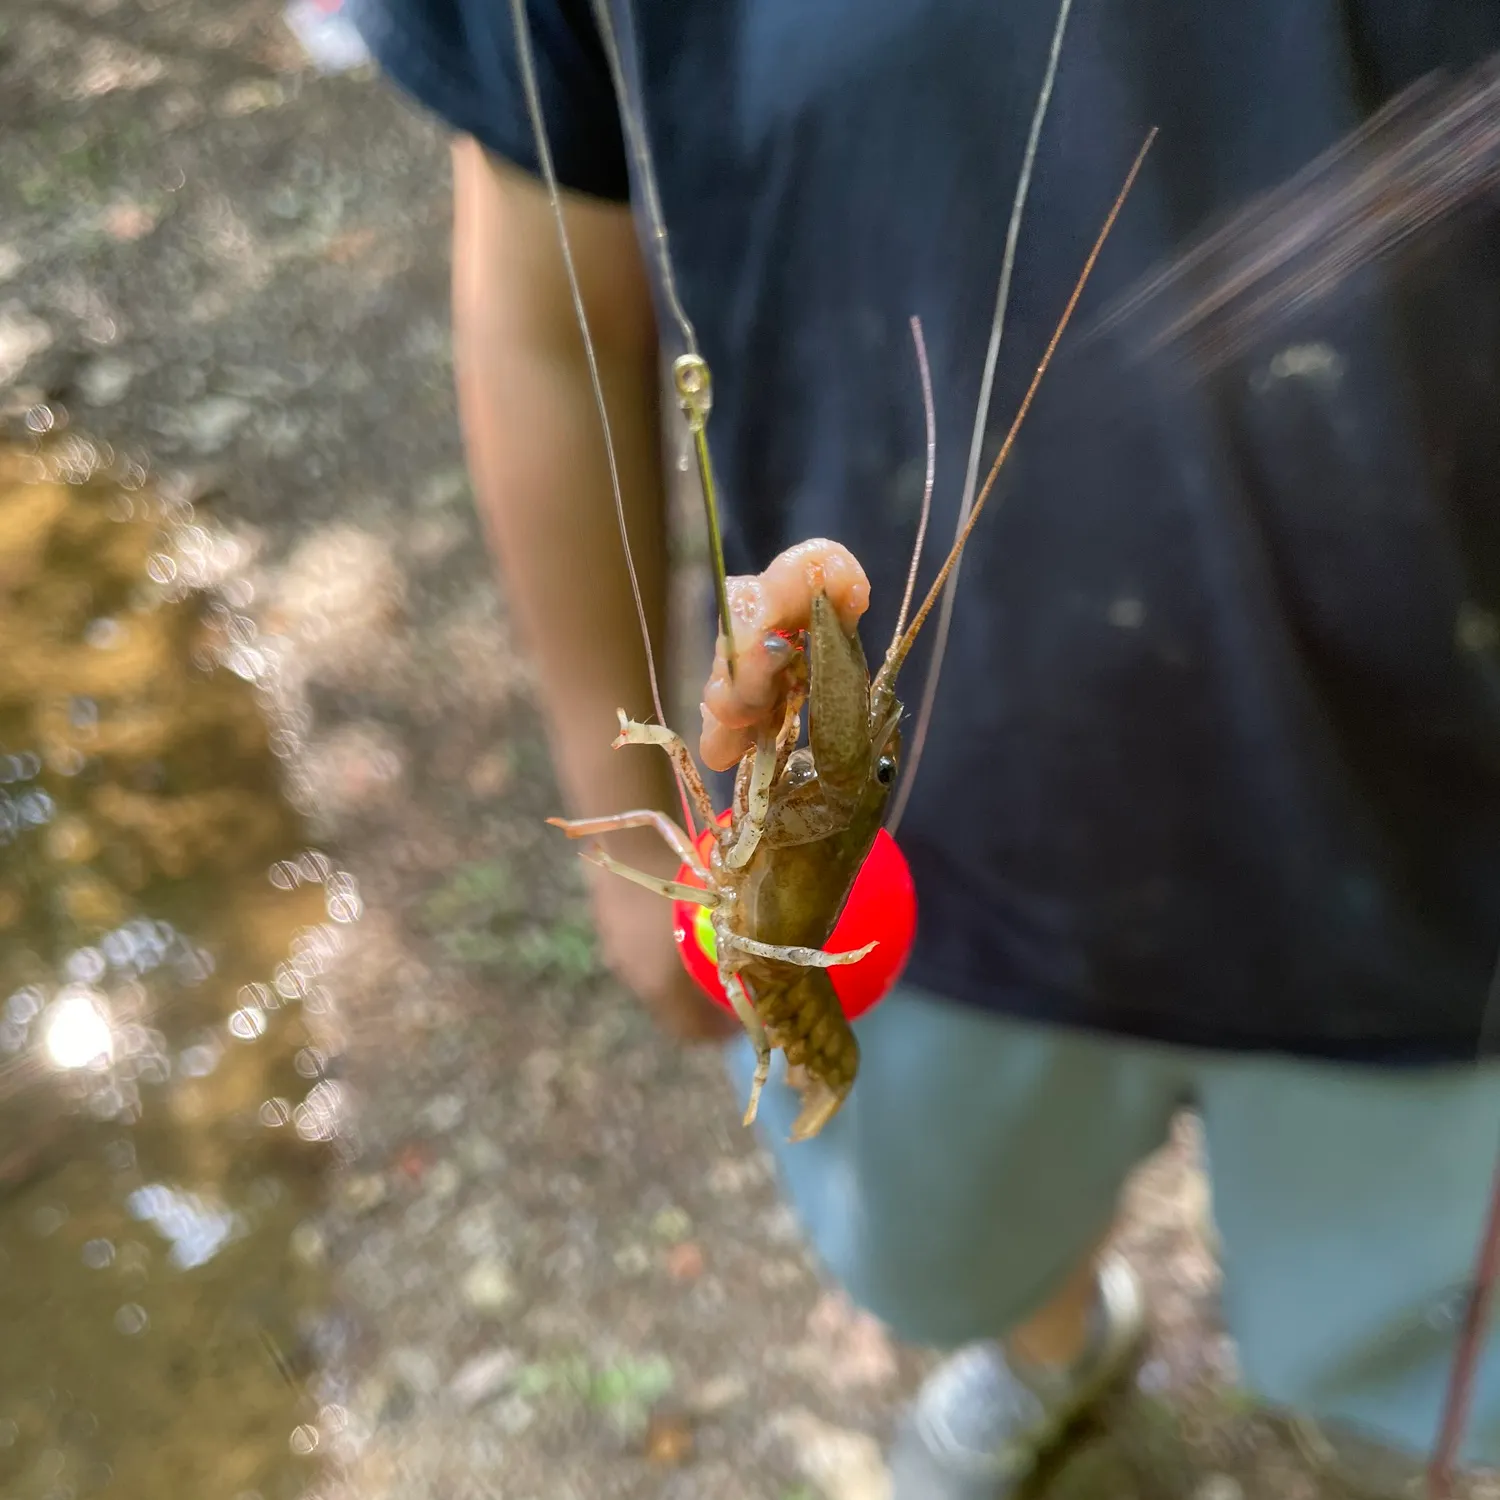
left=0, top=418, right=352, bottom=1500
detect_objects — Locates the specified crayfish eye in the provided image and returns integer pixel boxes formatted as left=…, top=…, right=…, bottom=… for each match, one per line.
left=875, top=754, right=897, bottom=786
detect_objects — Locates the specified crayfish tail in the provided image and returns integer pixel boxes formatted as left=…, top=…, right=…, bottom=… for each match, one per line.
left=788, top=1078, right=849, bottom=1142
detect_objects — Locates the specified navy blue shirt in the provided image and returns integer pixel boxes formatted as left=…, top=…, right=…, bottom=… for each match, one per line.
left=352, top=0, right=1500, bottom=1063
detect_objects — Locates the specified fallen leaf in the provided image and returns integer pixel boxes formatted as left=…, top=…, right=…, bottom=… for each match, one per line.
left=665, top=1241, right=705, bottom=1281
left=643, top=1407, right=695, bottom=1466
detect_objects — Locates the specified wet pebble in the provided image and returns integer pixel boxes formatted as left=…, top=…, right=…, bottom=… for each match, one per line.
left=173, top=395, right=254, bottom=454
left=613, top=1243, right=651, bottom=1278
left=492, top=1393, right=536, bottom=1436
left=1194, top=1478, right=1244, bottom=1500
left=447, top=1348, right=519, bottom=1412
left=649, top=1206, right=692, bottom=1244
left=705, top=1155, right=767, bottom=1197
left=423, top=1160, right=461, bottom=1201
left=688, top=1373, right=748, bottom=1415
left=300, top=722, right=405, bottom=815
left=760, top=1202, right=803, bottom=1243
left=456, top=1131, right=503, bottom=1175
left=77, top=356, right=134, bottom=407
left=460, top=1257, right=517, bottom=1315
left=419, top=1093, right=465, bottom=1133
left=101, top=203, right=160, bottom=241
left=799, top=1293, right=898, bottom=1391
left=0, top=311, right=53, bottom=385
left=338, top=1172, right=388, bottom=1216
left=386, top=1346, right=441, bottom=1396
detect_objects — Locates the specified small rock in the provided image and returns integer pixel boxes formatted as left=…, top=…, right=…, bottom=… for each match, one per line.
left=417, top=466, right=470, bottom=509
left=420, top=1093, right=466, bottom=1133
left=705, top=1154, right=767, bottom=1195
left=101, top=203, right=159, bottom=242
left=289, top=1222, right=326, bottom=1266
left=268, top=524, right=406, bottom=678
left=338, top=1172, right=388, bottom=1215
left=454, top=1205, right=499, bottom=1258
left=614, top=1243, right=651, bottom=1278
left=465, top=751, right=511, bottom=799
left=462, top=1257, right=518, bottom=1315
left=1193, top=1478, right=1244, bottom=1500
left=448, top=1348, right=519, bottom=1412
left=664, top=1241, right=705, bottom=1282
left=761, top=1202, right=803, bottom=1243
left=77, top=356, right=134, bottom=407
left=800, top=1294, right=898, bottom=1390
left=424, top=1160, right=461, bottom=1201
left=650, top=1205, right=693, bottom=1244
left=688, top=1374, right=748, bottom=1415
left=408, top=513, right=466, bottom=563
left=0, top=311, right=53, bottom=385
left=522, top=1048, right=562, bottom=1099
left=174, top=395, right=253, bottom=454
left=767, top=1408, right=890, bottom=1500
left=386, top=1346, right=441, bottom=1396
left=256, top=408, right=311, bottom=458
left=218, top=78, right=286, bottom=115
left=302, top=722, right=405, bottom=815
left=457, top=1131, right=504, bottom=1175
left=493, top=1394, right=535, bottom=1436
left=759, top=1257, right=806, bottom=1289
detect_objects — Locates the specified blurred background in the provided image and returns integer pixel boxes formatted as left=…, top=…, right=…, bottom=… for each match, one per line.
left=0, top=2, right=1465, bottom=1497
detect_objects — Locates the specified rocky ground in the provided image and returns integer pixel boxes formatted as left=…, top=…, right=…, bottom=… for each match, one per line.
left=2, top=2, right=1495, bottom=1497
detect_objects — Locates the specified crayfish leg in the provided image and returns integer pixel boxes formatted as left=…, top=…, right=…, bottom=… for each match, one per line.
left=578, top=846, right=719, bottom=905
left=722, top=933, right=878, bottom=968
left=547, top=810, right=707, bottom=876
left=723, top=971, right=771, bottom=1126
left=612, top=712, right=717, bottom=830
left=724, top=727, right=780, bottom=870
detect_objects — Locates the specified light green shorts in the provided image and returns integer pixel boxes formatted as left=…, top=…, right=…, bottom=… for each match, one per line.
left=726, top=983, right=1500, bottom=1467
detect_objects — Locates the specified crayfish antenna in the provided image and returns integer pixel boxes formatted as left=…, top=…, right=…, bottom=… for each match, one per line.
left=870, top=127, right=1159, bottom=738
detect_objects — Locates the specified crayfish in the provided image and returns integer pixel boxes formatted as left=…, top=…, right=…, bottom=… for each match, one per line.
left=552, top=535, right=901, bottom=1141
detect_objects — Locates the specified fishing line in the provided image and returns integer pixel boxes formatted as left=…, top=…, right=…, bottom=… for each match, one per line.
left=504, top=0, right=695, bottom=832
left=588, top=0, right=738, bottom=681
left=888, top=0, right=1077, bottom=834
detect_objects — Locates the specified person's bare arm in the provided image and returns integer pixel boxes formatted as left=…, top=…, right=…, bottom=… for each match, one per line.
left=450, top=138, right=733, bottom=1040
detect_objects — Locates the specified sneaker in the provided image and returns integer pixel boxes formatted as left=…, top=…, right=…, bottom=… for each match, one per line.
left=887, top=1252, right=1147, bottom=1500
